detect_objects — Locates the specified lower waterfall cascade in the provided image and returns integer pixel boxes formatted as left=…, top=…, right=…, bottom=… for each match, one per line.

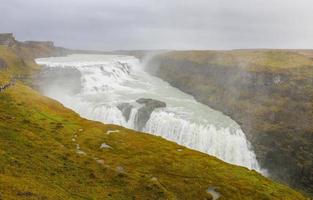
left=36, top=54, right=265, bottom=174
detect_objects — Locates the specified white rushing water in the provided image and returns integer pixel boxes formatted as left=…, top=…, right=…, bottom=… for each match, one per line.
left=36, top=54, right=263, bottom=172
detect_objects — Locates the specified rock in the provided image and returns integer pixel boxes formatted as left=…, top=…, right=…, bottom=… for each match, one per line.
left=150, top=177, right=158, bottom=182
left=206, top=187, right=221, bottom=200
left=117, top=103, right=133, bottom=121
left=96, top=159, right=105, bottom=165
left=135, top=98, right=166, bottom=130
left=136, top=98, right=167, bottom=107
left=100, top=142, right=112, bottom=149
left=115, top=166, right=125, bottom=174
left=105, top=130, right=120, bottom=134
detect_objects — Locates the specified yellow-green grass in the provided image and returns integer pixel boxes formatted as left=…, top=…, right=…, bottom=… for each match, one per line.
left=0, top=47, right=308, bottom=199
left=0, top=45, right=39, bottom=85
left=164, top=50, right=313, bottom=72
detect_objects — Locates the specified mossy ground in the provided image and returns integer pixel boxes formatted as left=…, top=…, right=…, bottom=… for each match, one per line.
left=0, top=46, right=308, bottom=199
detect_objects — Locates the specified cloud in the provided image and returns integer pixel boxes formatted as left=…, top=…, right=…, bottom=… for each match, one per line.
left=1, top=0, right=312, bottom=50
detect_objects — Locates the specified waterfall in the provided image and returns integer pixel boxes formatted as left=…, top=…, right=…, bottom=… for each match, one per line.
left=36, top=54, right=265, bottom=173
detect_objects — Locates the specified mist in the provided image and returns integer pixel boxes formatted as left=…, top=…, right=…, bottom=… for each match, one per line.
left=1, top=0, right=313, bottom=50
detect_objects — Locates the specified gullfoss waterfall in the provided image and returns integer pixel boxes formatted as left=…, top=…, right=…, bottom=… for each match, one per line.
left=36, top=54, right=264, bottom=173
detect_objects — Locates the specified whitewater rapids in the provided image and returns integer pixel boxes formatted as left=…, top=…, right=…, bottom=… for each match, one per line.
left=36, top=54, right=264, bottom=173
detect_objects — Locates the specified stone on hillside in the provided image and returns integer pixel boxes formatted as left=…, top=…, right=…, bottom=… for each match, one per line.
left=100, top=142, right=112, bottom=149
left=115, top=166, right=125, bottom=174
left=96, top=159, right=105, bottom=165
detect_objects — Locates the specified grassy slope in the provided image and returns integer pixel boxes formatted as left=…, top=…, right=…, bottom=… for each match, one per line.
left=0, top=45, right=307, bottom=199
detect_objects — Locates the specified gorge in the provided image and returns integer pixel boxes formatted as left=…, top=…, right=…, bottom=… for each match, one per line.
left=36, top=54, right=263, bottom=172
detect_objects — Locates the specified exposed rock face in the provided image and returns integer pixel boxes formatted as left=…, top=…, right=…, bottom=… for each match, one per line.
left=136, top=98, right=166, bottom=130
left=117, top=103, right=133, bottom=121
left=146, top=51, right=313, bottom=194
left=0, top=33, right=16, bottom=46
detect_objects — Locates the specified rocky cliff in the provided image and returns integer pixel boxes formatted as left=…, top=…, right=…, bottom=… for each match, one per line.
left=0, top=33, right=63, bottom=59
left=146, top=50, right=313, bottom=196
left=0, top=33, right=16, bottom=46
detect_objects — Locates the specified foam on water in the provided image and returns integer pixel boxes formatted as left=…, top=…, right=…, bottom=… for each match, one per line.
left=36, top=54, right=265, bottom=173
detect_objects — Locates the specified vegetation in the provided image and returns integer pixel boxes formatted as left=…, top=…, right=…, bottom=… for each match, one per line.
left=0, top=46, right=309, bottom=199
left=164, top=50, right=313, bottom=71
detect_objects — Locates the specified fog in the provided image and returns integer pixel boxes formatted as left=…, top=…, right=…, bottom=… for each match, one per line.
left=1, top=0, right=313, bottom=50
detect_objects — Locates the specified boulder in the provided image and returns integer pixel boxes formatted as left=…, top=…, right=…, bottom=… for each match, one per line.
left=117, top=103, right=133, bottom=121
left=135, top=98, right=166, bottom=130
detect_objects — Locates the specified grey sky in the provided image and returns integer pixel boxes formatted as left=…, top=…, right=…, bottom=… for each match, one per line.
left=1, top=0, right=313, bottom=50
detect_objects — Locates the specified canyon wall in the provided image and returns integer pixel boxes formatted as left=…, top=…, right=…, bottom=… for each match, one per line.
left=146, top=50, right=313, bottom=195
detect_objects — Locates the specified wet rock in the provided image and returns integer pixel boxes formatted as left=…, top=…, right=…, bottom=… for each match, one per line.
left=76, top=150, right=86, bottom=155
left=96, top=159, right=105, bottom=165
left=135, top=98, right=166, bottom=130
left=117, top=103, right=133, bottom=121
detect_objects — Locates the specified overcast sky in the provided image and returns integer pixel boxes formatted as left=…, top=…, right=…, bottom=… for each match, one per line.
left=1, top=0, right=313, bottom=50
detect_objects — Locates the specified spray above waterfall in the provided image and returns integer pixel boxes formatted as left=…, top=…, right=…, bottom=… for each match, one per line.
left=36, top=54, right=264, bottom=173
